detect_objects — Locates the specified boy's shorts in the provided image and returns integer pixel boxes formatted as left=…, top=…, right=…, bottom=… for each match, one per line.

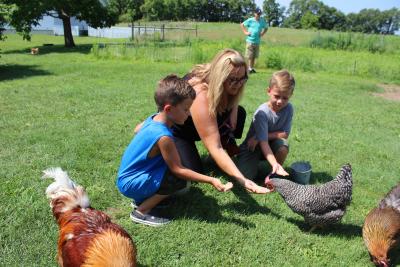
left=156, top=170, right=187, bottom=196
left=237, top=138, right=289, bottom=180
left=245, top=42, right=260, bottom=60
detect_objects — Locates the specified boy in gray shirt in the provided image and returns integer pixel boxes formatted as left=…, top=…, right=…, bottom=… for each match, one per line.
left=238, top=70, right=295, bottom=180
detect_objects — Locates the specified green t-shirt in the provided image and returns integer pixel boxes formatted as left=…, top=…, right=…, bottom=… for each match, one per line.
left=243, top=17, right=268, bottom=45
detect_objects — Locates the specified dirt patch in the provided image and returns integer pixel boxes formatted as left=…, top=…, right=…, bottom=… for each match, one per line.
left=373, top=83, right=400, bottom=101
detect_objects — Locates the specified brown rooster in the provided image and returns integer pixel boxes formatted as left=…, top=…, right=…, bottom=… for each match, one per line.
left=42, top=167, right=136, bottom=267
left=363, top=183, right=400, bottom=267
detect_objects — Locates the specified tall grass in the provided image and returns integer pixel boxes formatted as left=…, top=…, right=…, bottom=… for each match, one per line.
left=309, top=32, right=398, bottom=54
left=89, top=38, right=400, bottom=83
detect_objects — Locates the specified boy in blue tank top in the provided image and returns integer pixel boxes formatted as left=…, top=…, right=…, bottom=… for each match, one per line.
left=117, top=75, right=233, bottom=226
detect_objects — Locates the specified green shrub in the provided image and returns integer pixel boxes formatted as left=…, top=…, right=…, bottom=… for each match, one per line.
left=265, top=51, right=283, bottom=69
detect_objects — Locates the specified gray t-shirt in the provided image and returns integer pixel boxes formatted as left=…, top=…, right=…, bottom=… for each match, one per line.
left=243, top=102, right=293, bottom=143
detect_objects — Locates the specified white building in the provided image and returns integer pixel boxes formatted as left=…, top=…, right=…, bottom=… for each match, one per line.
left=5, top=14, right=88, bottom=36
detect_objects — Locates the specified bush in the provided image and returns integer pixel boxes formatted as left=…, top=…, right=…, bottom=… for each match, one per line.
left=265, top=51, right=283, bottom=69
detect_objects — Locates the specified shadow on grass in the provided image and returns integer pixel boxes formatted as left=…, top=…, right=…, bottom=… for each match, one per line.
left=286, top=217, right=362, bottom=238
left=169, top=187, right=257, bottom=229
left=0, top=64, right=52, bottom=81
left=166, top=156, right=283, bottom=229
left=2, top=44, right=93, bottom=55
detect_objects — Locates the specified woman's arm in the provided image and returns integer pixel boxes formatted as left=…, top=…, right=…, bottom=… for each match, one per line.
left=134, top=122, right=144, bottom=134
left=190, top=88, right=268, bottom=194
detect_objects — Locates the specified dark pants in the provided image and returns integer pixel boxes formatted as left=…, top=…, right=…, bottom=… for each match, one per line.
left=174, top=106, right=246, bottom=173
left=156, top=170, right=187, bottom=195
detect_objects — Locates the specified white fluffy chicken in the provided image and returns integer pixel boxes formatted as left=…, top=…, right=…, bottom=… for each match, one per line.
left=265, top=164, right=353, bottom=231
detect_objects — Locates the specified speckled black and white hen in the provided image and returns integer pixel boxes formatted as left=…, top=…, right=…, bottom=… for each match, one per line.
left=265, top=164, right=353, bottom=231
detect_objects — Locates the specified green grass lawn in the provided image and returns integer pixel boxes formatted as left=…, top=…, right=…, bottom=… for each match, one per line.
left=1, top=32, right=400, bottom=266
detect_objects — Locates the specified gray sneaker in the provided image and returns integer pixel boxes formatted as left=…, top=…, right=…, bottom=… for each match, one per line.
left=130, top=197, right=175, bottom=209
left=130, top=210, right=171, bottom=227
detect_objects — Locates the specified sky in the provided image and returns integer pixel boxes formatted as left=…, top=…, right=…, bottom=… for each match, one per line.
left=255, top=0, right=400, bottom=14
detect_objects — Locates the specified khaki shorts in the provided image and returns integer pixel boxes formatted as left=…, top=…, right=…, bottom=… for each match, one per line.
left=245, top=43, right=260, bottom=60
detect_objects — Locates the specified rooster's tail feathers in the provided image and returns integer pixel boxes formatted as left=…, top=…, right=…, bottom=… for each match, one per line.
left=42, top=167, right=90, bottom=213
left=42, top=167, right=77, bottom=195
left=379, top=183, right=400, bottom=212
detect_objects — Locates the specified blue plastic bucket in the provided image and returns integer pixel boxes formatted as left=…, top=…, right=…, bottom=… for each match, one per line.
left=290, top=161, right=312, bottom=185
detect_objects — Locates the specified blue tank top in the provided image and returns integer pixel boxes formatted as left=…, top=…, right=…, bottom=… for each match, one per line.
left=116, top=114, right=173, bottom=202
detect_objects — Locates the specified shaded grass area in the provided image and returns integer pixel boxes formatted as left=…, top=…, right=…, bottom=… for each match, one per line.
left=1, top=34, right=400, bottom=266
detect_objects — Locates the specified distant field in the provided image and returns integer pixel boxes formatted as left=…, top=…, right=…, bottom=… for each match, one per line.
left=1, top=29, right=400, bottom=266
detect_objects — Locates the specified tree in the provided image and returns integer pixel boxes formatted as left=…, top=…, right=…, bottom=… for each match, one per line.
left=262, top=0, right=285, bottom=27
left=0, top=3, right=12, bottom=41
left=380, top=8, right=400, bottom=34
left=139, top=0, right=255, bottom=22
left=347, top=8, right=400, bottom=34
left=107, top=0, right=143, bottom=22
left=4, top=0, right=117, bottom=47
left=283, top=0, right=346, bottom=30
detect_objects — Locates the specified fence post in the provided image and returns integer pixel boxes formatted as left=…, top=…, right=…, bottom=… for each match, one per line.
left=195, top=24, right=198, bottom=37
left=162, top=24, right=165, bottom=41
left=131, top=20, right=135, bottom=41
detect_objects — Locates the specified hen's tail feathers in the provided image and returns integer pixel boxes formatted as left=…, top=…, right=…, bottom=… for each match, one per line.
left=379, top=183, right=400, bottom=212
left=42, top=167, right=90, bottom=215
left=337, top=163, right=352, bottom=183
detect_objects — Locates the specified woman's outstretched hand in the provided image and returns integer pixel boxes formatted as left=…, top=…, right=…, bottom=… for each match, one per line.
left=242, top=178, right=271, bottom=194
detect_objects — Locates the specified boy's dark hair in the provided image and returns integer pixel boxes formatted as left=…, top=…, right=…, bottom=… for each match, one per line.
left=154, top=74, right=196, bottom=111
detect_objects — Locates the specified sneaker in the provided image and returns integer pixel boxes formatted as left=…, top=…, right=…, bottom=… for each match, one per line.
left=130, top=210, right=171, bottom=227
left=131, top=197, right=175, bottom=209
left=249, top=68, right=256, bottom=74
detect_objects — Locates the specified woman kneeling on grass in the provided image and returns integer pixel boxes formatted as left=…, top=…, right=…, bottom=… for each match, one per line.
left=172, top=48, right=269, bottom=194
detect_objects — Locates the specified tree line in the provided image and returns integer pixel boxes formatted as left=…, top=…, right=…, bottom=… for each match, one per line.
left=0, top=0, right=399, bottom=47
left=110, top=0, right=399, bottom=35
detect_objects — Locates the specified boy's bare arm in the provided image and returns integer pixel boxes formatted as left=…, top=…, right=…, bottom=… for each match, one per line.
left=268, top=131, right=288, bottom=140
left=157, top=136, right=232, bottom=192
left=259, top=141, right=288, bottom=176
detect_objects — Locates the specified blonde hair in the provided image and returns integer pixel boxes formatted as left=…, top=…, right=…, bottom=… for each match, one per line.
left=269, top=69, right=295, bottom=94
left=190, top=49, right=247, bottom=117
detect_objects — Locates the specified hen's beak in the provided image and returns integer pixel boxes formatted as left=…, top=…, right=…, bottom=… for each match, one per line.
left=264, top=175, right=274, bottom=191
left=265, top=182, right=274, bottom=191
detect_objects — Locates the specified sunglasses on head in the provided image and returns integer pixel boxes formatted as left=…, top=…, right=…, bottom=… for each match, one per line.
left=227, top=73, right=248, bottom=85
